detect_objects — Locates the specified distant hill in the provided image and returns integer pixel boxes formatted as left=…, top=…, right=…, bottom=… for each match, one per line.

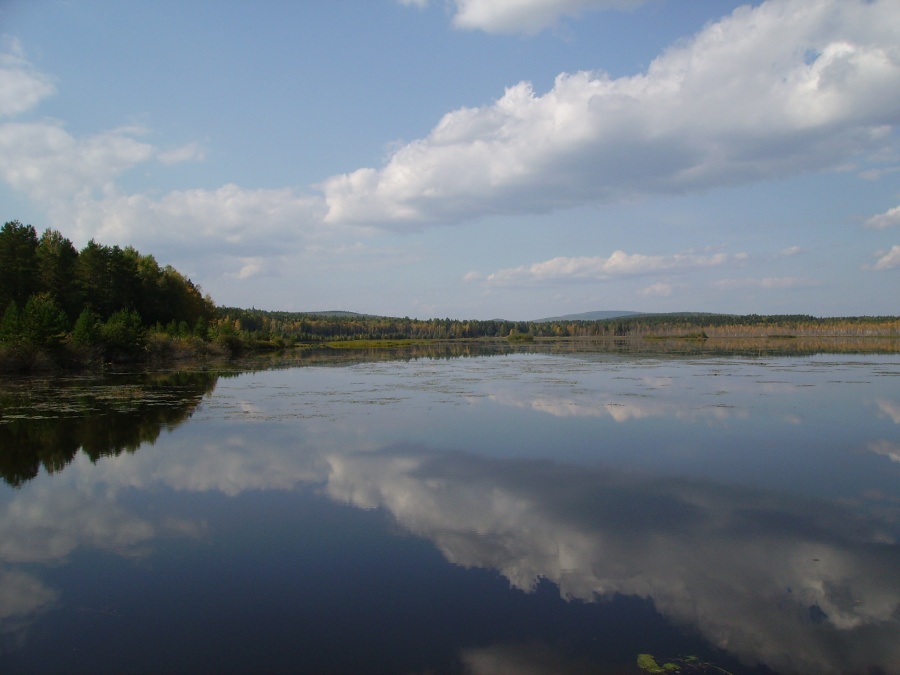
left=304, top=310, right=371, bottom=318
left=532, top=310, right=641, bottom=322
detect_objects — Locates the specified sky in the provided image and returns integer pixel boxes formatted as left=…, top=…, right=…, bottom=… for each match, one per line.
left=0, top=0, right=898, bottom=320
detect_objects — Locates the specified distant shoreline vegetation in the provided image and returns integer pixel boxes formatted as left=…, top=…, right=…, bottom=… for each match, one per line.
left=1, top=219, right=898, bottom=373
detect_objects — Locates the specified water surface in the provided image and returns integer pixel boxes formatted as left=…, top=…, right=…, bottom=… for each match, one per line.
left=1, top=351, right=898, bottom=673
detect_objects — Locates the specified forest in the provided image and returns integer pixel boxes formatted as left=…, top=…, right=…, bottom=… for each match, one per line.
left=0, top=220, right=217, bottom=369
left=216, top=306, right=900, bottom=342
left=1, top=219, right=898, bottom=371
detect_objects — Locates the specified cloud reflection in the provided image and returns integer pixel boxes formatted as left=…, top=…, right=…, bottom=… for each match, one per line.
left=868, top=440, right=900, bottom=464
left=0, top=481, right=156, bottom=563
left=1, top=354, right=897, bottom=672
left=0, top=460, right=206, bottom=639
left=0, top=568, right=58, bottom=648
left=876, top=399, right=900, bottom=424
left=324, top=445, right=900, bottom=674
left=2, top=426, right=897, bottom=672
left=489, top=390, right=747, bottom=423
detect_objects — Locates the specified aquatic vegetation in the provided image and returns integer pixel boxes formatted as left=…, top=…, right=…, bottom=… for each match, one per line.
left=637, top=653, right=733, bottom=674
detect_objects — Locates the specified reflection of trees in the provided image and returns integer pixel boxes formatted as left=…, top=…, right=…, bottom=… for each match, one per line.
left=0, top=371, right=218, bottom=486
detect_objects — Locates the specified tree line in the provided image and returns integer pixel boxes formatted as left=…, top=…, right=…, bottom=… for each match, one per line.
left=0, top=220, right=216, bottom=365
left=2, top=218, right=897, bottom=370
left=217, top=307, right=900, bottom=343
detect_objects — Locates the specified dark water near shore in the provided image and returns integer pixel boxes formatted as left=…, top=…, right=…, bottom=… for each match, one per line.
left=1, top=349, right=898, bottom=673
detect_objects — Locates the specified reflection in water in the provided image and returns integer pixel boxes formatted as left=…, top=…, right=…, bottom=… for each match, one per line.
left=326, top=445, right=900, bottom=674
left=491, top=389, right=748, bottom=422
left=0, top=353, right=898, bottom=673
left=0, top=370, right=218, bottom=647
left=0, top=370, right=219, bottom=486
left=877, top=399, right=900, bottom=424
left=868, top=440, right=900, bottom=463
left=0, top=568, right=57, bottom=652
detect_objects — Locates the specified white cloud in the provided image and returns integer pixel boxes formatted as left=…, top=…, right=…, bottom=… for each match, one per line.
left=157, top=141, right=205, bottom=164
left=713, top=276, right=819, bottom=290
left=485, top=249, right=743, bottom=285
left=0, top=38, right=55, bottom=117
left=228, top=257, right=266, bottom=280
left=0, top=50, right=326, bottom=254
left=68, top=183, right=325, bottom=255
left=869, top=244, right=900, bottom=270
left=0, top=121, right=156, bottom=202
left=398, top=0, right=643, bottom=34
left=0, top=63, right=346, bottom=267
left=859, top=165, right=900, bottom=180
left=449, top=0, right=645, bottom=34
left=639, top=281, right=673, bottom=297
left=325, top=0, right=900, bottom=228
left=778, top=245, right=803, bottom=257
left=865, top=205, right=900, bottom=229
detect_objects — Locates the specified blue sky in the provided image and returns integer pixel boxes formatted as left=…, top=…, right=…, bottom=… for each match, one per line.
left=1, top=0, right=898, bottom=320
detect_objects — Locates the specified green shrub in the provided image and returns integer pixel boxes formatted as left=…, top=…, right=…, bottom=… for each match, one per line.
left=100, top=309, right=146, bottom=355
left=72, top=308, right=101, bottom=345
left=21, top=293, right=68, bottom=349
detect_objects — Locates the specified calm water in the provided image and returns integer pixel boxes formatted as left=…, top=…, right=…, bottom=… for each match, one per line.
left=1, top=350, right=898, bottom=674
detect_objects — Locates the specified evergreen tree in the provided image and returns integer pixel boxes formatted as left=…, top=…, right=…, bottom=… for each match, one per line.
left=36, top=228, right=80, bottom=319
left=0, top=221, right=39, bottom=310
left=21, top=293, right=68, bottom=349
left=0, top=301, right=20, bottom=344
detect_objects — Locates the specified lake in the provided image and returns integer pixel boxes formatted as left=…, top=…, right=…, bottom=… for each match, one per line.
left=1, top=347, right=898, bottom=673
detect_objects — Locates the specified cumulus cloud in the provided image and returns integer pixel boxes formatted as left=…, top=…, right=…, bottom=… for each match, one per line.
left=0, top=45, right=326, bottom=254
left=0, top=43, right=199, bottom=207
left=0, top=121, right=156, bottom=202
left=0, top=111, right=328, bottom=254
left=0, top=38, right=55, bottom=117
left=865, top=205, right=900, bottom=229
left=326, top=0, right=900, bottom=228
left=398, top=0, right=643, bottom=34
left=68, top=183, right=325, bottom=254
left=868, top=244, right=900, bottom=270
left=228, top=257, right=266, bottom=280
left=447, top=0, right=645, bottom=34
left=484, top=249, right=744, bottom=285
